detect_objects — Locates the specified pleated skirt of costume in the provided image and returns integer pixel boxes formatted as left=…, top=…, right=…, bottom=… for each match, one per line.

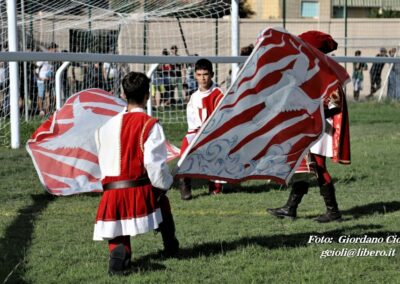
left=93, top=184, right=162, bottom=241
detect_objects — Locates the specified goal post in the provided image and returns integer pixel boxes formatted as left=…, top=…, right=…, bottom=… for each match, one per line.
left=7, top=0, right=20, bottom=149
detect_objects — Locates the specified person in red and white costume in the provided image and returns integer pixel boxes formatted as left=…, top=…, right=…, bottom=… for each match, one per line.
left=93, top=72, right=179, bottom=275
left=179, top=58, right=225, bottom=200
left=267, top=31, right=351, bottom=223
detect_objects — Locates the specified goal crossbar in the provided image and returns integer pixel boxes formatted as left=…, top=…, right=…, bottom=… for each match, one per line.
left=1, top=52, right=400, bottom=64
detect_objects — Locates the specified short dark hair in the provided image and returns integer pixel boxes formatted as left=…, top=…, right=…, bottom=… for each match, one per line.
left=47, top=42, right=58, bottom=49
left=240, top=44, right=254, bottom=56
left=355, top=50, right=361, bottom=56
left=195, top=58, right=213, bottom=73
left=122, top=72, right=150, bottom=104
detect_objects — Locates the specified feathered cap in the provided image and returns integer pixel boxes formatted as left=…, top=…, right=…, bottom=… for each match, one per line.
left=298, top=31, right=338, bottom=54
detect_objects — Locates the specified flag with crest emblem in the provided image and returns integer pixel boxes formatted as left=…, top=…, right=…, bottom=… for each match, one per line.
left=27, top=88, right=180, bottom=195
left=175, top=27, right=350, bottom=184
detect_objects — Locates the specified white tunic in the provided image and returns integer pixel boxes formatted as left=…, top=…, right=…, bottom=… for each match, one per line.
left=310, top=102, right=337, bottom=157
left=186, top=83, right=219, bottom=144
left=95, top=107, right=173, bottom=190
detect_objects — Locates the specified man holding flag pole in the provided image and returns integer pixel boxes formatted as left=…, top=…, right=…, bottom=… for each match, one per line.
left=174, top=27, right=350, bottom=198
left=267, top=30, right=351, bottom=223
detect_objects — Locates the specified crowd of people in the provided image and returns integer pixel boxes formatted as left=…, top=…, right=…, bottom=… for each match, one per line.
left=353, top=46, right=400, bottom=101
left=0, top=42, right=126, bottom=118
left=150, top=45, right=198, bottom=108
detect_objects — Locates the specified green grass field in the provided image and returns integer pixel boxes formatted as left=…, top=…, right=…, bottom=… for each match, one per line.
left=1, top=101, right=400, bottom=283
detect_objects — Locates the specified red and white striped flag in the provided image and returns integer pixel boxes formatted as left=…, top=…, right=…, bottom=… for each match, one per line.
left=175, top=27, right=350, bottom=184
left=27, top=88, right=180, bottom=195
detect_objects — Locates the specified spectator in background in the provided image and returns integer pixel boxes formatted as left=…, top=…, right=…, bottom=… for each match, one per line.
left=36, top=42, right=58, bottom=116
left=169, top=45, right=186, bottom=104
left=387, top=47, right=400, bottom=100
left=161, top=48, right=173, bottom=106
left=90, top=62, right=104, bottom=90
left=352, top=50, right=368, bottom=101
left=0, top=60, right=8, bottom=117
left=103, top=60, right=119, bottom=95
left=367, top=47, right=387, bottom=99
left=67, top=44, right=85, bottom=95
left=0, top=44, right=9, bottom=117
left=67, top=62, right=85, bottom=94
left=26, top=47, right=38, bottom=116
left=17, top=46, right=36, bottom=115
left=151, top=49, right=169, bottom=108
left=183, top=53, right=198, bottom=98
left=220, top=69, right=232, bottom=92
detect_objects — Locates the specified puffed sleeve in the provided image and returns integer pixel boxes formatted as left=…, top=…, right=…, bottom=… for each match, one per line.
left=143, top=123, right=173, bottom=190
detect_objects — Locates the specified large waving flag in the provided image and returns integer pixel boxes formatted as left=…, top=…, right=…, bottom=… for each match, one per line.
left=27, top=88, right=180, bottom=195
left=175, top=27, right=350, bottom=185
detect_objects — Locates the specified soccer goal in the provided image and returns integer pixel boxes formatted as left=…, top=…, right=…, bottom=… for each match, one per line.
left=0, top=0, right=239, bottom=148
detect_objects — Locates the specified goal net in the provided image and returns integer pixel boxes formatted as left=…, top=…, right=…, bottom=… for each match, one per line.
left=0, top=0, right=233, bottom=146
left=1, top=1, right=399, bottom=148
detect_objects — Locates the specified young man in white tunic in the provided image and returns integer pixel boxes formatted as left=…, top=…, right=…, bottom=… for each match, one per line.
left=93, top=71, right=179, bottom=275
left=178, top=59, right=225, bottom=200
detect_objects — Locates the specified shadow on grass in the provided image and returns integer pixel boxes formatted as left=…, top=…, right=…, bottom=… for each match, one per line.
left=305, top=201, right=400, bottom=220
left=127, top=260, right=166, bottom=274
left=334, top=174, right=369, bottom=185
left=136, top=224, right=396, bottom=263
left=172, top=174, right=369, bottom=198
left=223, top=182, right=286, bottom=194
left=342, top=201, right=400, bottom=219
left=172, top=179, right=286, bottom=198
left=308, top=176, right=369, bottom=188
left=0, top=193, right=55, bottom=284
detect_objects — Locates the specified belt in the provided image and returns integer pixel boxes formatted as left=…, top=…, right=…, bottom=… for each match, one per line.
left=102, top=177, right=151, bottom=191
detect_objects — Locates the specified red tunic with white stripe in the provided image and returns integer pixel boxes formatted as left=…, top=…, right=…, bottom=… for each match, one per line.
left=93, top=109, right=172, bottom=240
left=181, top=83, right=224, bottom=154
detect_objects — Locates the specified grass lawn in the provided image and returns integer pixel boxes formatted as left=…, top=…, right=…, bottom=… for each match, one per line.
left=0, top=101, right=399, bottom=283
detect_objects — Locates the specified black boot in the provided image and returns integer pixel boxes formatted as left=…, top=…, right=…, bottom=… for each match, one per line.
left=108, top=244, right=131, bottom=276
left=179, top=178, right=192, bottom=200
left=158, top=212, right=180, bottom=257
left=314, top=183, right=342, bottom=223
left=267, top=181, right=309, bottom=219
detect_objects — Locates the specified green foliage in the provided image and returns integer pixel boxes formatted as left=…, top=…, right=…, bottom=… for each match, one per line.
left=369, top=8, right=400, bottom=18
left=1, top=102, right=400, bottom=283
left=238, top=0, right=255, bottom=18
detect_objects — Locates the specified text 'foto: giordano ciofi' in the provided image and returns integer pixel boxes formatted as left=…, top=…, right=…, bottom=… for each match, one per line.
left=307, top=235, right=400, bottom=244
